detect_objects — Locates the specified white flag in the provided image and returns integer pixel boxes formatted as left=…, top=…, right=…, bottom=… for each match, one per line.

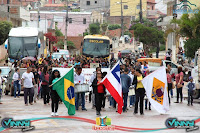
left=142, top=66, right=169, bottom=114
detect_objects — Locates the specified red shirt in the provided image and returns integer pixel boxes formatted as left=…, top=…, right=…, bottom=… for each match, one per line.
left=167, top=73, right=172, bottom=83
left=175, top=72, right=184, bottom=85
left=42, top=73, right=49, bottom=85
left=97, top=81, right=104, bottom=93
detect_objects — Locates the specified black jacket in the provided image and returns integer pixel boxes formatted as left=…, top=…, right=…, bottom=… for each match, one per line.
left=92, top=78, right=106, bottom=94
left=132, top=75, right=145, bottom=89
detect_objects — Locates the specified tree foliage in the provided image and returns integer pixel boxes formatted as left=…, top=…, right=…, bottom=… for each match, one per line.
left=0, top=21, right=12, bottom=45
left=44, top=32, right=57, bottom=44
left=89, top=23, right=100, bottom=35
left=133, top=23, right=165, bottom=48
left=171, top=10, right=200, bottom=58
left=108, top=24, right=121, bottom=30
left=55, top=25, right=64, bottom=37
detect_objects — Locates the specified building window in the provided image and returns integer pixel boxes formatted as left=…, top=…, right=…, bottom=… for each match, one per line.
left=152, top=6, right=154, bottom=10
left=124, top=5, right=128, bottom=9
left=86, top=1, right=90, bottom=5
left=83, top=18, right=86, bottom=24
left=95, top=1, right=97, bottom=4
left=96, top=19, right=98, bottom=23
left=69, top=18, right=72, bottom=23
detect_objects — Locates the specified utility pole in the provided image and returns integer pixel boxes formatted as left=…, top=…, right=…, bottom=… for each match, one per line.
left=64, top=0, right=69, bottom=50
left=37, top=1, right=40, bottom=28
left=121, top=0, right=124, bottom=45
left=139, top=0, right=143, bottom=23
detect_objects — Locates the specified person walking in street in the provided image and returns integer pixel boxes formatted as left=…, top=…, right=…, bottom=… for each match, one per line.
left=167, top=64, right=174, bottom=98
left=133, top=69, right=145, bottom=115
left=12, top=68, right=21, bottom=99
left=175, top=66, right=184, bottom=103
left=49, top=70, right=61, bottom=116
left=166, top=69, right=172, bottom=105
left=128, top=67, right=136, bottom=108
left=118, top=51, right=122, bottom=64
left=22, top=67, right=36, bottom=106
left=186, top=76, right=195, bottom=106
left=90, top=67, right=101, bottom=109
left=0, top=69, right=4, bottom=104
left=74, top=67, right=87, bottom=111
left=32, top=66, right=39, bottom=103
left=121, top=68, right=132, bottom=112
left=92, top=71, right=106, bottom=116
left=41, top=66, right=50, bottom=105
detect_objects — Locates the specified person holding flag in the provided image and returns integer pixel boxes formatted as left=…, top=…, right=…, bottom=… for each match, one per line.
left=49, top=70, right=61, bottom=116
left=52, top=67, right=75, bottom=115
left=101, top=61, right=123, bottom=114
left=142, top=66, right=169, bottom=114
left=133, top=69, right=145, bottom=115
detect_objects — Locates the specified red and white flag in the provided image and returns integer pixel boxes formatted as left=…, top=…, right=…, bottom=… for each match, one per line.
left=101, top=61, right=123, bottom=114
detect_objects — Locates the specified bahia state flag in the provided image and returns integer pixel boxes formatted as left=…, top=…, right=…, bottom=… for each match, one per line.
left=142, top=66, right=169, bottom=114
left=53, top=68, right=75, bottom=115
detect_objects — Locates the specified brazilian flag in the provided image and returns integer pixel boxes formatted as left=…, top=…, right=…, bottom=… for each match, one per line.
left=53, top=68, right=75, bottom=115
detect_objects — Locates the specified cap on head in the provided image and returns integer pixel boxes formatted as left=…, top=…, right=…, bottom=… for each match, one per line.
left=189, top=76, right=193, bottom=80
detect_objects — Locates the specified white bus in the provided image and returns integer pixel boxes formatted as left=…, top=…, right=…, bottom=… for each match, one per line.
left=5, top=27, right=41, bottom=61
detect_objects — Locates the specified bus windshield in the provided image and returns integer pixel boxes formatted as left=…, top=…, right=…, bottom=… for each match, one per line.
left=83, top=39, right=110, bottom=57
left=8, top=37, right=38, bottom=59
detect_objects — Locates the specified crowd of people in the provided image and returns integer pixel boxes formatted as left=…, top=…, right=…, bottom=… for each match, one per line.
left=0, top=52, right=196, bottom=116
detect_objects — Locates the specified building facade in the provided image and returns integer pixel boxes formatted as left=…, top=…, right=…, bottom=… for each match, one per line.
left=23, top=11, right=91, bottom=36
left=110, top=0, right=147, bottom=18
left=80, top=0, right=110, bottom=12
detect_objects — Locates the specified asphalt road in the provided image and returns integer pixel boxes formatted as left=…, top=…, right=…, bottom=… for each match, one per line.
left=0, top=93, right=200, bottom=133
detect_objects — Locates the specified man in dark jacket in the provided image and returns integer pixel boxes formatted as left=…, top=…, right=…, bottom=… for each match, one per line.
left=121, top=67, right=131, bottom=112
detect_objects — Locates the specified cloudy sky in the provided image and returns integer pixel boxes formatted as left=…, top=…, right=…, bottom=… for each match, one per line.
left=155, top=0, right=167, bottom=14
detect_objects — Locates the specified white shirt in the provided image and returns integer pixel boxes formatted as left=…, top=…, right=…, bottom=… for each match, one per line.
left=22, top=72, right=34, bottom=88
left=128, top=72, right=135, bottom=83
left=74, top=73, right=85, bottom=84
left=12, top=72, right=20, bottom=81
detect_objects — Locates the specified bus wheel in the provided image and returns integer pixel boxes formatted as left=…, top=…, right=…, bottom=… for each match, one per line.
left=193, top=89, right=200, bottom=99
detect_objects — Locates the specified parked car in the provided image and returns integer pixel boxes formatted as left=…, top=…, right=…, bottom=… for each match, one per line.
left=121, top=49, right=132, bottom=59
left=5, top=68, right=27, bottom=96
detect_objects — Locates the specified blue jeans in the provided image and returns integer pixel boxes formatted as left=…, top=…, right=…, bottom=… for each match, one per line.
left=145, top=99, right=151, bottom=109
left=170, top=89, right=173, bottom=96
left=75, top=92, right=85, bottom=110
left=129, top=95, right=135, bottom=106
left=14, top=80, right=21, bottom=98
left=108, top=96, right=113, bottom=106
left=123, top=93, right=128, bottom=111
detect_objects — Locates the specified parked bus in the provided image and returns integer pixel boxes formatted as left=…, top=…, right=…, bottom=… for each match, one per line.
left=5, top=27, right=41, bottom=62
left=82, top=35, right=111, bottom=58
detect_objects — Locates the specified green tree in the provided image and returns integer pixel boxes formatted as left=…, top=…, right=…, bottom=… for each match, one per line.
left=89, top=23, right=100, bottom=35
left=101, top=23, right=108, bottom=33
left=133, top=23, right=165, bottom=57
left=55, top=24, right=64, bottom=37
left=0, top=21, right=12, bottom=45
left=171, top=10, right=200, bottom=58
left=108, top=24, right=121, bottom=30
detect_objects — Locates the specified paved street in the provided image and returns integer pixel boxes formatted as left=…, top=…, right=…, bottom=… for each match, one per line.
left=0, top=92, right=200, bottom=133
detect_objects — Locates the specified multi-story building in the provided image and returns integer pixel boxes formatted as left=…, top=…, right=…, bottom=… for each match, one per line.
left=110, top=0, right=147, bottom=19
left=0, top=0, right=30, bottom=27
left=22, top=11, right=91, bottom=36
left=80, top=0, right=110, bottom=12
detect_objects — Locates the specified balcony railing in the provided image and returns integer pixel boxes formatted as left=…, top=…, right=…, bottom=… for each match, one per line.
left=147, top=10, right=158, bottom=16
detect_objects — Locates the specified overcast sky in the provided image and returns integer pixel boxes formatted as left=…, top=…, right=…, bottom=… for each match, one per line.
left=155, top=0, right=167, bottom=14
